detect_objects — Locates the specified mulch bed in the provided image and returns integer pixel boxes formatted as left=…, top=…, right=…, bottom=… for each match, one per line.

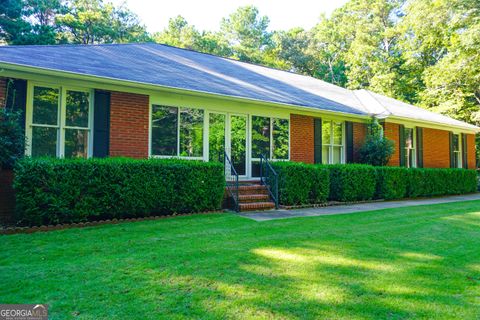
left=0, top=210, right=225, bottom=235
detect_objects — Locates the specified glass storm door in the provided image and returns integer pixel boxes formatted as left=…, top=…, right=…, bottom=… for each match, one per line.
left=229, top=114, right=247, bottom=176
left=208, top=113, right=226, bottom=162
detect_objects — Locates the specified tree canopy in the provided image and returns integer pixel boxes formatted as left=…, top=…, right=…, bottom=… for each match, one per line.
left=1, top=0, right=479, bottom=132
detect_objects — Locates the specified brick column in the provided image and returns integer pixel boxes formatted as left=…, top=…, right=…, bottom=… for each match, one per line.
left=0, top=77, right=15, bottom=225
left=290, top=114, right=314, bottom=164
left=352, top=122, right=367, bottom=162
left=423, top=128, right=450, bottom=168
left=467, top=133, right=476, bottom=169
left=109, top=91, right=149, bottom=158
left=384, top=122, right=400, bottom=166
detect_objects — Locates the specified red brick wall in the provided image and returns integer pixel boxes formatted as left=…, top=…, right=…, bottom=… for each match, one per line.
left=109, top=91, right=149, bottom=158
left=422, top=128, right=450, bottom=168
left=467, top=133, right=476, bottom=169
left=353, top=122, right=367, bottom=162
left=384, top=122, right=400, bottom=166
left=290, top=114, right=314, bottom=164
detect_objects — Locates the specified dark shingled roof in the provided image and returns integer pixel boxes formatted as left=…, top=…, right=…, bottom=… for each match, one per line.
left=0, top=43, right=367, bottom=115
left=0, top=43, right=477, bottom=130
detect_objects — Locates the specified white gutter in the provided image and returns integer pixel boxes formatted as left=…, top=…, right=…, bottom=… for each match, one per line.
left=1, top=61, right=478, bottom=132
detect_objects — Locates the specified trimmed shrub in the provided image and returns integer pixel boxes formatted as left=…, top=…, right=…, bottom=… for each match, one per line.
left=14, top=157, right=225, bottom=226
left=407, top=168, right=477, bottom=198
left=375, top=167, right=408, bottom=200
left=358, top=117, right=395, bottom=166
left=271, top=161, right=329, bottom=206
left=328, top=164, right=376, bottom=202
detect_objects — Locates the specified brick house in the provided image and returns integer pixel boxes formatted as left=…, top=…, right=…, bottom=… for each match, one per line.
left=0, top=43, right=478, bottom=216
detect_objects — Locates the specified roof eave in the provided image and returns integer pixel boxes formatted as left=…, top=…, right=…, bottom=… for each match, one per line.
left=385, top=115, right=480, bottom=133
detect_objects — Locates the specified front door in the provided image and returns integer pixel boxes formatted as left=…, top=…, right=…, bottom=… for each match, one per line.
left=208, top=112, right=248, bottom=177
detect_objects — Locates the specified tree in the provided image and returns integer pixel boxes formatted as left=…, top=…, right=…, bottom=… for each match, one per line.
left=153, top=15, right=200, bottom=49
left=329, top=0, right=405, bottom=97
left=308, top=16, right=349, bottom=86
left=153, top=16, right=232, bottom=57
left=399, top=0, right=480, bottom=124
left=0, top=0, right=64, bottom=45
left=195, top=31, right=232, bottom=57
left=220, top=6, right=272, bottom=64
left=272, top=28, right=317, bottom=75
left=56, top=0, right=149, bottom=44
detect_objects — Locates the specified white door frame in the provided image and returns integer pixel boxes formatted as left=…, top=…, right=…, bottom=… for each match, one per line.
left=206, top=111, right=251, bottom=178
left=227, top=113, right=249, bottom=178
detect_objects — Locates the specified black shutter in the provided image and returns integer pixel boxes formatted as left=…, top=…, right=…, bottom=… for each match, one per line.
left=345, top=121, right=354, bottom=163
left=449, top=132, right=454, bottom=168
left=416, top=127, right=423, bottom=168
left=462, top=133, right=468, bottom=169
left=314, top=118, right=322, bottom=164
left=399, top=124, right=405, bottom=167
left=5, top=79, right=27, bottom=132
left=93, top=90, right=111, bottom=158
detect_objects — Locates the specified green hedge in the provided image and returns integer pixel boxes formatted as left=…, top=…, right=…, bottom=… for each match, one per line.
left=328, top=164, right=376, bottom=202
left=14, top=157, right=225, bottom=226
left=272, top=162, right=477, bottom=205
left=270, top=162, right=329, bottom=206
left=375, top=167, right=408, bottom=200
left=407, top=168, right=477, bottom=198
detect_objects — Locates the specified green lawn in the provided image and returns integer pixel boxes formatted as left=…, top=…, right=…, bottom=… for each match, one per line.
left=2, top=201, right=480, bottom=319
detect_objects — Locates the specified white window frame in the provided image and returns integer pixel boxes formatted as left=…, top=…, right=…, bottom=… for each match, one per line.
left=452, top=132, right=462, bottom=168
left=322, top=120, right=345, bottom=164
left=404, top=126, right=417, bottom=168
left=148, top=103, right=291, bottom=178
left=26, top=82, right=94, bottom=158
left=150, top=104, right=205, bottom=160
left=250, top=114, right=291, bottom=162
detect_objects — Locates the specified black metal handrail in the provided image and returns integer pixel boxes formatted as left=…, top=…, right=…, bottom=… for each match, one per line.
left=224, top=151, right=239, bottom=212
left=260, top=155, right=279, bottom=209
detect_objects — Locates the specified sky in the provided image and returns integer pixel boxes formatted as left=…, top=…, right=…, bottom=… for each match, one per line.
left=111, top=0, right=348, bottom=33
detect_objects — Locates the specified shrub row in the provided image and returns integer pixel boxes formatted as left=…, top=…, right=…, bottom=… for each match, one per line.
left=14, top=157, right=225, bottom=226
left=270, top=162, right=329, bottom=206
left=272, top=162, right=477, bottom=205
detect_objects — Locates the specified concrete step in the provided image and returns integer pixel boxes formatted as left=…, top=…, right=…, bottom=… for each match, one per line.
left=238, top=194, right=270, bottom=203
left=239, top=201, right=275, bottom=212
left=236, top=184, right=269, bottom=194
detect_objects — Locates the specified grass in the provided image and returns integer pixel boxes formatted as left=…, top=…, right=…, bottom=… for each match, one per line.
left=2, top=201, right=480, bottom=319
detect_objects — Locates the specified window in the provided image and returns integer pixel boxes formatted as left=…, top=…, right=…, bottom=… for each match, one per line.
left=251, top=116, right=271, bottom=158
left=29, top=85, right=92, bottom=158
left=208, top=113, right=225, bottom=162
left=272, top=118, right=289, bottom=159
left=180, top=108, right=204, bottom=157
left=452, top=133, right=461, bottom=168
left=404, top=127, right=416, bottom=168
left=322, top=120, right=344, bottom=164
left=251, top=116, right=289, bottom=176
left=151, top=105, right=178, bottom=156
left=251, top=116, right=289, bottom=160
left=64, top=90, right=90, bottom=158
left=151, top=105, right=204, bottom=158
